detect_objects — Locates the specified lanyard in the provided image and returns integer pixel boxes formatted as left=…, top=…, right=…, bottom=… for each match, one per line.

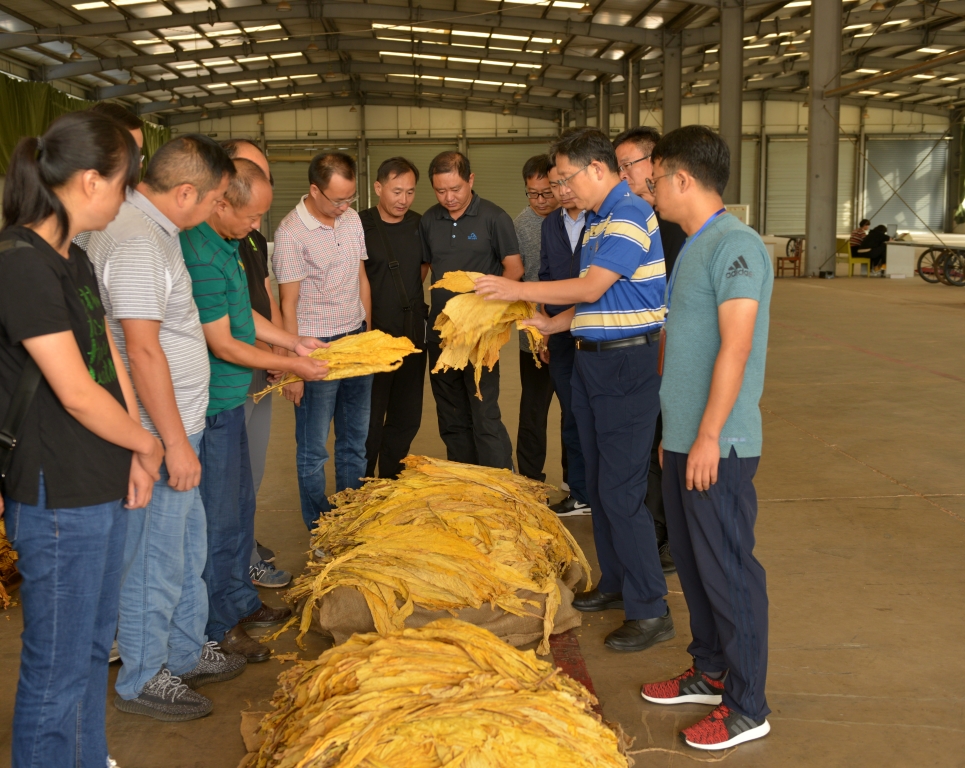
left=665, top=208, right=727, bottom=312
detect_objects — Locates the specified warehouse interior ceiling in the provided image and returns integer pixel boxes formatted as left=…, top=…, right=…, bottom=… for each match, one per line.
left=0, top=0, right=962, bottom=126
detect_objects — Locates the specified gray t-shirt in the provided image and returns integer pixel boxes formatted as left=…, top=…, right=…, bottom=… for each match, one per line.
left=659, top=214, right=772, bottom=458
left=514, top=205, right=545, bottom=351
left=87, top=191, right=210, bottom=437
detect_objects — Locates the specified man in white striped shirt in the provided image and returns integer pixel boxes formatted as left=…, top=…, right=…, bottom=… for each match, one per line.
left=88, top=136, right=243, bottom=722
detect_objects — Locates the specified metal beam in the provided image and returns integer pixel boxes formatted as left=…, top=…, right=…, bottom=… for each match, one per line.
left=805, top=0, right=842, bottom=276
left=719, top=0, right=743, bottom=204
left=43, top=35, right=625, bottom=81
left=139, top=78, right=575, bottom=116
left=826, top=48, right=965, bottom=98
left=663, top=32, right=682, bottom=133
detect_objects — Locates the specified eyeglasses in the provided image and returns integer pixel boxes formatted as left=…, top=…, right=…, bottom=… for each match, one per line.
left=320, top=188, right=359, bottom=208
left=617, top=154, right=651, bottom=174
left=525, top=190, right=556, bottom=200
left=550, top=165, right=589, bottom=190
left=645, top=173, right=670, bottom=195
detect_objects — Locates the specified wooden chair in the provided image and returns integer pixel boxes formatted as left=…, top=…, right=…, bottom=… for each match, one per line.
left=836, top=237, right=871, bottom=277
left=777, top=238, right=802, bottom=277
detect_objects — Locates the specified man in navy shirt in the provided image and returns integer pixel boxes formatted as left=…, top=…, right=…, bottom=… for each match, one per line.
left=476, top=128, right=673, bottom=653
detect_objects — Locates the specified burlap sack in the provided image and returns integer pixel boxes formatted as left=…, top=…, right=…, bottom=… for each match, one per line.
left=309, top=562, right=586, bottom=651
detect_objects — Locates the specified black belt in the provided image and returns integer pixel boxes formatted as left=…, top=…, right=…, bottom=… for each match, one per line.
left=574, top=330, right=660, bottom=352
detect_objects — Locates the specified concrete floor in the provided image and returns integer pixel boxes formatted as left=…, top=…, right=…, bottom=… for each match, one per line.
left=2, top=277, right=965, bottom=766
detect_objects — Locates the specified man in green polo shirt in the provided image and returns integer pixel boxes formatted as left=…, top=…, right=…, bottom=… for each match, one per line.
left=180, top=159, right=330, bottom=661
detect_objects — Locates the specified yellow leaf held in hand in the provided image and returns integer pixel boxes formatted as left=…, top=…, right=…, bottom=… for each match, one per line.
left=430, top=271, right=544, bottom=400
left=252, top=330, right=418, bottom=402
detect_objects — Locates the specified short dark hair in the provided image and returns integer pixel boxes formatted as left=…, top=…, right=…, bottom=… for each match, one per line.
left=612, top=126, right=661, bottom=154
left=89, top=101, right=144, bottom=133
left=224, top=158, right=269, bottom=208
left=859, top=218, right=871, bottom=227
left=376, top=156, right=420, bottom=184
left=650, top=125, right=730, bottom=196
left=522, top=154, right=552, bottom=183
left=308, top=151, right=356, bottom=191
left=2, top=111, right=140, bottom=246
left=428, top=151, right=471, bottom=182
left=143, top=134, right=236, bottom=198
left=549, top=127, right=619, bottom=174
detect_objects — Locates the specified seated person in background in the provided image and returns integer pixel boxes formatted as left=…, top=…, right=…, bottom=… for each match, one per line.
left=857, top=224, right=891, bottom=273
left=849, top=219, right=870, bottom=257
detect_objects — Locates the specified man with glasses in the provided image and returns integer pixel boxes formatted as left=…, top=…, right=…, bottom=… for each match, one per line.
left=514, top=154, right=558, bottom=482
left=613, top=129, right=685, bottom=575
left=272, top=152, right=374, bottom=531
left=476, top=128, right=673, bottom=654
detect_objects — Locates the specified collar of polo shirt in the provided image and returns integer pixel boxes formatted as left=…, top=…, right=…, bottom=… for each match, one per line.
left=296, top=194, right=342, bottom=230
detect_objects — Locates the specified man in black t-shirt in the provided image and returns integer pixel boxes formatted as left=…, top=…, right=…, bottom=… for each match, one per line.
left=421, top=151, right=523, bottom=470
left=359, top=157, right=429, bottom=478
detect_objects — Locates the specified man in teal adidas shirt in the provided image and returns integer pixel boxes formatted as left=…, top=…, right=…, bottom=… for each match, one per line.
left=639, top=125, right=773, bottom=752
left=181, top=159, right=329, bottom=661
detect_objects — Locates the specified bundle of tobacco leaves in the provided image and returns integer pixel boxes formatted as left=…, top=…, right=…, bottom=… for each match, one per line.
left=431, top=271, right=543, bottom=399
left=287, top=456, right=591, bottom=655
left=0, top=519, right=19, bottom=609
left=247, top=619, right=628, bottom=768
left=253, top=330, right=417, bottom=402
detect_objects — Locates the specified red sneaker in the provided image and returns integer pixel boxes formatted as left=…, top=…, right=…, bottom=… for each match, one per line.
left=681, top=704, right=770, bottom=750
left=641, top=666, right=724, bottom=705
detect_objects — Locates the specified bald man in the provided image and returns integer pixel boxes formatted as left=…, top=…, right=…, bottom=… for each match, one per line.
left=220, top=139, right=288, bottom=588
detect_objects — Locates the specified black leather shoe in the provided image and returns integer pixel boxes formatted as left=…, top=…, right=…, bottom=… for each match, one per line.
left=659, top=542, right=677, bottom=575
left=604, top=610, right=675, bottom=652
left=572, top=589, right=624, bottom=612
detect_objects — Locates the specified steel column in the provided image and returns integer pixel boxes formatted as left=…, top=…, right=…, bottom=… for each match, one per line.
left=625, top=58, right=640, bottom=129
left=946, top=110, right=962, bottom=232
left=805, top=0, right=843, bottom=276
left=720, top=0, right=744, bottom=204
left=663, top=33, right=682, bottom=134
left=598, top=79, right=611, bottom=134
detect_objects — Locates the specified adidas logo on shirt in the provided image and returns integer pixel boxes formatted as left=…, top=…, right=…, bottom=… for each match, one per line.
left=725, top=256, right=752, bottom=279
left=467, top=232, right=478, bottom=240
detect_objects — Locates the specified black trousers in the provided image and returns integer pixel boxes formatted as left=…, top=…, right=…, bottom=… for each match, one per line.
left=646, top=412, right=668, bottom=545
left=427, top=340, right=513, bottom=469
left=663, top=448, right=769, bottom=721
left=516, top=350, right=554, bottom=481
left=572, top=341, right=667, bottom=620
left=365, top=350, right=427, bottom=478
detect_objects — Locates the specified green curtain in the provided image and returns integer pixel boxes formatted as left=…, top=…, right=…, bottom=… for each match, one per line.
left=0, top=73, right=169, bottom=175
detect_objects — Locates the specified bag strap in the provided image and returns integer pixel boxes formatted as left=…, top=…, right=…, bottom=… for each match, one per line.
left=372, top=213, right=412, bottom=314
left=0, top=238, right=45, bottom=479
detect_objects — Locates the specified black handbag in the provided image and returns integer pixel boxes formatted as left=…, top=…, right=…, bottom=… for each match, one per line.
left=372, top=215, right=427, bottom=349
left=0, top=239, right=43, bottom=482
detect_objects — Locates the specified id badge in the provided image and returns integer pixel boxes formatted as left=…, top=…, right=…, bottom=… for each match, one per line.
left=657, top=327, right=666, bottom=376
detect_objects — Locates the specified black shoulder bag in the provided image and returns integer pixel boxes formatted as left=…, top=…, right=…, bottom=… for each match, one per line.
left=372, top=215, right=426, bottom=349
left=0, top=239, right=43, bottom=481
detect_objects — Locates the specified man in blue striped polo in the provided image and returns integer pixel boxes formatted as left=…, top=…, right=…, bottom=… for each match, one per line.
left=475, top=127, right=673, bottom=653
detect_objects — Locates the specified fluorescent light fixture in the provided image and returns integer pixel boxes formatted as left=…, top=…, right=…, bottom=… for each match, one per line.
left=165, top=33, right=202, bottom=41
left=253, top=95, right=277, bottom=101
left=235, top=56, right=268, bottom=63
left=553, top=1, right=585, bottom=7
left=493, top=33, right=529, bottom=41
left=918, top=48, right=944, bottom=54
left=856, top=68, right=880, bottom=74
left=481, top=59, right=514, bottom=66
left=206, top=83, right=232, bottom=89
left=843, top=24, right=866, bottom=31
left=705, top=48, right=718, bottom=53
left=912, top=74, right=935, bottom=79
left=514, top=63, right=542, bottom=69
left=445, top=77, right=474, bottom=83
left=372, top=23, right=448, bottom=34
left=290, top=74, right=316, bottom=79
left=243, top=25, right=282, bottom=33
left=881, top=92, right=900, bottom=97
left=270, top=53, right=302, bottom=59
left=474, top=80, right=504, bottom=86
left=380, top=51, right=445, bottom=60
left=452, top=30, right=490, bottom=38
left=73, top=2, right=108, bottom=9
left=175, top=63, right=202, bottom=69
left=205, top=30, right=240, bottom=38
left=744, top=44, right=769, bottom=49
left=858, top=90, right=880, bottom=95
left=531, top=37, right=553, bottom=44
left=785, top=1, right=810, bottom=6
left=230, top=79, right=258, bottom=85
left=942, top=76, right=961, bottom=82
left=880, top=20, right=903, bottom=25
left=231, top=98, right=251, bottom=103
left=134, top=38, right=163, bottom=45
left=854, top=33, right=872, bottom=37
left=261, top=76, right=288, bottom=83
left=114, top=0, right=155, bottom=5
left=448, top=56, right=481, bottom=64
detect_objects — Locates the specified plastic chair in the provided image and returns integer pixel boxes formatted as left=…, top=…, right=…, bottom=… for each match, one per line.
left=836, top=237, right=871, bottom=277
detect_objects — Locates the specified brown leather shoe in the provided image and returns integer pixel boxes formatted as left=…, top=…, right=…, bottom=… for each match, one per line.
left=238, top=601, right=292, bottom=627
left=217, top=625, right=270, bottom=663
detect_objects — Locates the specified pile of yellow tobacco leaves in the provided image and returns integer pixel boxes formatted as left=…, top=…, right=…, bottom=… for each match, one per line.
left=431, top=271, right=543, bottom=399
left=0, top=519, right=19, bottom=609
left=253, top=330, right=417, bottom=402
left=245, top=619, right=628, bottom=768
left=286, top=456, right=591, bottom=655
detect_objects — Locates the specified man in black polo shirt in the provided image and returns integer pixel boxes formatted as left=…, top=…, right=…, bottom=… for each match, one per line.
left=359, top=157, right=429, bottom=478
left=421, top=151, right=523, bottom=469
left=221, top=138, right=289, bottom=587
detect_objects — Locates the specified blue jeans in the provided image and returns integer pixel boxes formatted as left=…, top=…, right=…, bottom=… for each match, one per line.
left=115, top=431, right=208, bottom=700
left=295, top=327, right=373, bottom=530
left=548, top=333, right=588, bottom=505
left=6, top=475, right=126, bottom=768
left=198, top=406, right=261, bottom=641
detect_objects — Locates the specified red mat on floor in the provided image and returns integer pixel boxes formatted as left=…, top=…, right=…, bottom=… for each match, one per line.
left=549, top=628, right=603, bottom=716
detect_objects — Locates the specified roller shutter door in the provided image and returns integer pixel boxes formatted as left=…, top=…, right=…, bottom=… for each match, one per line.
left=366, top=143, right=457, bottom=215
left=740, top=139, right=759, bottom=229
left=468, top=142, right=554, bottom=221
left=864, top=137, right=948, bottom=233
left=765, top=139, right=856, bottom=235
left=267, top=160, right=311, bottom=240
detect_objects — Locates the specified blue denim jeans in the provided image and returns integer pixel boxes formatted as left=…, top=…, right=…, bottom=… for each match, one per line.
left=6, top=475, right=126, bottom=768
left=115, top=430, right=208, bottom=700
left=294, top=326, right=373, bottom=530
left=198, top=406, right=261, bottom=641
